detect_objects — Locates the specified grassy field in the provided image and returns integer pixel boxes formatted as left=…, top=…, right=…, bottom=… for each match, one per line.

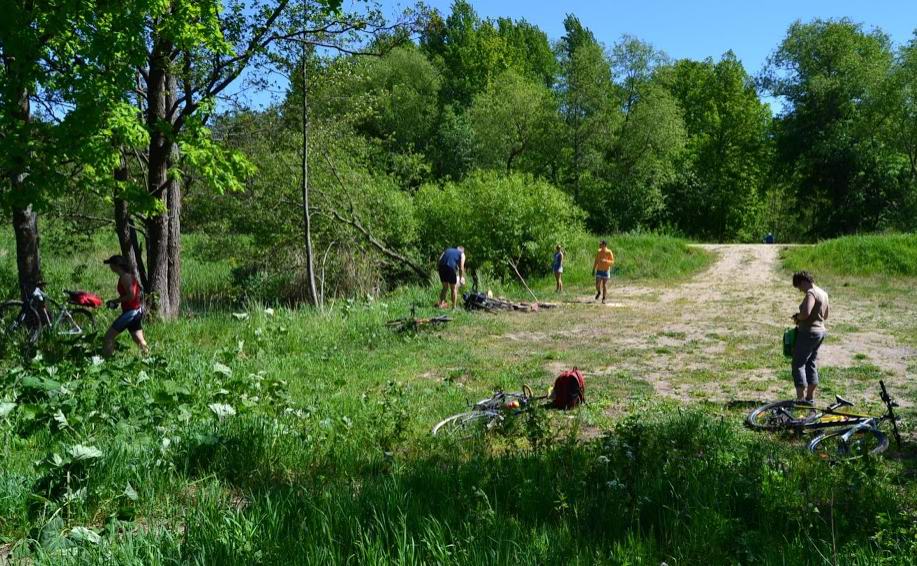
left=782, top=234, right=917, bottom=277
left=1, top=233, right=916, bottom=564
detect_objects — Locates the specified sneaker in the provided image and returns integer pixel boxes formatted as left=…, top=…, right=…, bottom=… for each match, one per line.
left=594, top=292, right=601, bottom=300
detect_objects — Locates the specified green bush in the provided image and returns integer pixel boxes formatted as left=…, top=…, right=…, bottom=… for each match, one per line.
left=782, top=234, right=917, bottom=277
left=415, top=171, right=584, bottom=276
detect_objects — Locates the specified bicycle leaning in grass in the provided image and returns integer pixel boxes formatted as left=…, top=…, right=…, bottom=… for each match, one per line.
left=746, top=381, right=902, bottom=459
left=432, top=385, right=540, bottom=438
left=0, top=287, right=99, bottom=349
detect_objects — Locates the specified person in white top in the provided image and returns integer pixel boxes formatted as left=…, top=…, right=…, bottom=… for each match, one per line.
left=790, top=271, right=829, bottom=403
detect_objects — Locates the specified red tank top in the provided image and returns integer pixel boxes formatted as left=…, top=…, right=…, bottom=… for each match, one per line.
left=118, top=276, right=142, bottom=311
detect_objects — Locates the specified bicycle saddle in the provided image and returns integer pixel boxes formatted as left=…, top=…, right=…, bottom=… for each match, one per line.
left=834, top=394, right=853, bottom=407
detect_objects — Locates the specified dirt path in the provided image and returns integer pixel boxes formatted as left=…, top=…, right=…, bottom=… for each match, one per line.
left=498, top=244, right=915, bottom=407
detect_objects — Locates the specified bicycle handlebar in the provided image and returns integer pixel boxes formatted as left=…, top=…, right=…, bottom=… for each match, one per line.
left=879, top=380, right=902, bottom=449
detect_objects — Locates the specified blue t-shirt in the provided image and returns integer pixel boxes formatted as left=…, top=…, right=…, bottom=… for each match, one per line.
left=552, top=252, right=562, bottom=271
left=440, top=248, right=462, bottom=270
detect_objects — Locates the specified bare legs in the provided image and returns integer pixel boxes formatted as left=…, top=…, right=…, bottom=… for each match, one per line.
left=103, top=328, right=118, bottom=357
left=594, top=278, right=607, bottom=302
left=438, top=283, right=457, bottom=309
left=131, top=329, right=149, bottom=355
left=103, top=327, right=149, bottom=357
left=554, top=271, right=563, bottom=292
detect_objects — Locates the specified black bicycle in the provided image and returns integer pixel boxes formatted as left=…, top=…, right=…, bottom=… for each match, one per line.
left=746, top=381, right=902, bottom=459
left=386, top=305, right=451, bottom=333
left=0, top=287, right=98, bottom=348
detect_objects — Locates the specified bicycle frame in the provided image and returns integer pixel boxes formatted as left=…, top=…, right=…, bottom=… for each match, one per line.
left=787, top=381, right=901, bottom=449
left=775, top=404, right=874, bottom=431
left=27, top=290, right=92, bottom=335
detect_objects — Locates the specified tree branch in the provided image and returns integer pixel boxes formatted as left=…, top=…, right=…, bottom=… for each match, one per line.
left=319, top=151, right=428, bottom=279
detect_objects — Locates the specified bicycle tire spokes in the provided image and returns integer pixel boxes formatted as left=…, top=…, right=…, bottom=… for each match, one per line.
left=809, top=427, right=888, bottom=461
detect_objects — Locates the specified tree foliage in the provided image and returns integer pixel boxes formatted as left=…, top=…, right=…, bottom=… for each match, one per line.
left=6, top=3, right=917, bottom=307
left=763, top=19, right=896, bottom=237
left=415, top=171, right=584, bottom=276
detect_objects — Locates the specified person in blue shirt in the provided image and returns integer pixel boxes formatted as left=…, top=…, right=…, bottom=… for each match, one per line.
left=437, top=246, right=465, bottom=309
left=552, top=245, right=565, bottom=292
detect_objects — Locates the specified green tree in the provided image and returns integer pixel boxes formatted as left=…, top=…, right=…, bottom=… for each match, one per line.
left=597, top=83, right=686, bottom=231
left=421, top=1, right=556, bottom=107
left=878, top=35, right=917, bottom=230
left=611, top=34, right=670, bottom=112
left=763, top=19, right=894, bottom=237
left=467, top=70, right=558, bottom=174
left=0, top=1, right=63, bottom=300
left=661, top=53, right=773, bottom=241
left=80, top=0, right=298, bottom=318
left=556, top=15, right=613, bottom=201
left=327, top=45, right=440, bottom=187
left=415, top=171, right=584, bottom=276
left=0, top=1, right=147, bottom=301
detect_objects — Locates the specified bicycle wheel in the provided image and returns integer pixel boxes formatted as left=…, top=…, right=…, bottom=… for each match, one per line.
left=432, top=411, right=498, bottom=438
left=808, top=428, right=888, bottom=460
left=56, top=308, right=96, bottom=336
left=0, top=300, right=41, bottom=345
left=746, top=400, right=818, bottom=431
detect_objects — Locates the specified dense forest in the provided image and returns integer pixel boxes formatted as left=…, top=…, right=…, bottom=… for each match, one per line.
left=2, top=0, right=916, bottom=312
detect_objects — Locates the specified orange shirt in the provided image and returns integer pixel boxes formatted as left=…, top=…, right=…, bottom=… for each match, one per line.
left=593, top=249, right=614, bottom=271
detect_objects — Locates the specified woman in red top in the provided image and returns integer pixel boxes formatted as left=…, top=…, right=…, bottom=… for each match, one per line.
left=103, top=255, right=149, bottom=356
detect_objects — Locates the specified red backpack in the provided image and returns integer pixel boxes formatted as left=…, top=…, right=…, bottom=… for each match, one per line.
left=551, top=368, right=585, bottom=409
left=67, top=290, right=103, bottom=308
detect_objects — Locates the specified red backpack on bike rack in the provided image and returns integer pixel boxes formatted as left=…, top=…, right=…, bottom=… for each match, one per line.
left=551, top=368, right=585, bottom=409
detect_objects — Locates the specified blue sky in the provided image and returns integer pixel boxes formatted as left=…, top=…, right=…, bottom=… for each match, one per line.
left=398, top=0, right=916, bottom=72
left=231, top=1, right=917, bottom=110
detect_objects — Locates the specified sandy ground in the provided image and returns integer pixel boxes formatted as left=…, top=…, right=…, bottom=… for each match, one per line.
left=496, top=244, right=916, bottom=408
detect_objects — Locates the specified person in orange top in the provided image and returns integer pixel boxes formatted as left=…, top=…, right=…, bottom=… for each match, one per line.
left=102, top=255, right=149, bottom=356
left=592, top=240, right=614, bottom=303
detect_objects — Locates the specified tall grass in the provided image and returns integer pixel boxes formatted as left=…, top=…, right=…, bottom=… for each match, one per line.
left=17, top=408, right=917, bottom=564
left=0, top=231, right=236, bottom=310
left=782, top=234, right=917, bottom=277
left=2, top=232, right=915, bottom=564
left=526, top=232, right=714, bottom=292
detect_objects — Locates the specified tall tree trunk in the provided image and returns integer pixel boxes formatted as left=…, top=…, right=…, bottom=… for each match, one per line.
left=165, top=73, right=182, bottom=314
left=166, top=165, right=181, bottom=314
left=301, top=47, right=319, bottom=306
left=113, top=160, right=148, bottom=291
left=8, top=72, right=43, bottom=301
left=144, top=39, right=178, bottom=318
left=13, top=205, right=42, bottom=301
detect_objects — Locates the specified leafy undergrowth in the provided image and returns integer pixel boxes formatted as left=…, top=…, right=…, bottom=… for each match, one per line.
left=782, top=233, right=917, bottom=277
left=2, top=328, right=916, bottom=563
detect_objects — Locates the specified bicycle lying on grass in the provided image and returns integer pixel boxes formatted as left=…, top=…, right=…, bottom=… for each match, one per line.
left=386, top=306, right=451, bottom=333
left=746, top=381, right=902, bottom=460
left=0, top=288, right=99, bottom=348
left=432, top=385, right=539, bottom=438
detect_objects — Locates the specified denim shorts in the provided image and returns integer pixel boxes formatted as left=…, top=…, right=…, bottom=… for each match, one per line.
left=595, top=270, right=609, bottom=280
left=112, top=309, right=143, bottom=333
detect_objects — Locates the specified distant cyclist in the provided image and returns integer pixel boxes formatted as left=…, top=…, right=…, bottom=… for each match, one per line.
left=102, top=255, right=148, bottom=356
left=436, top=246, right=466, bottom=309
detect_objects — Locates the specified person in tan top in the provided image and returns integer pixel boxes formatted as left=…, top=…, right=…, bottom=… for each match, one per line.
left=790, top=271, right=829, bottom=403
